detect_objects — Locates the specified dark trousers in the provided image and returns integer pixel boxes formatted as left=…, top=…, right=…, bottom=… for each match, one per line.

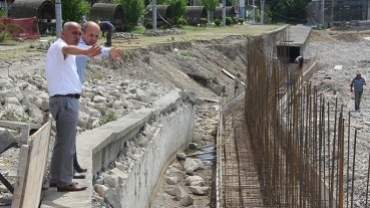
left=355, top=91, right=363, bottom=110
left=106, top=29, right=113, bottom=47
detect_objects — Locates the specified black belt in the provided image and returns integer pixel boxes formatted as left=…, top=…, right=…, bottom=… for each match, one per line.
left=52, top=94, right=80, bottom=99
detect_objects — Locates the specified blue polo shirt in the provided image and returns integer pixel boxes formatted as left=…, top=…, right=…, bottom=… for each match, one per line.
left=352, top=77, right=366, bottom=92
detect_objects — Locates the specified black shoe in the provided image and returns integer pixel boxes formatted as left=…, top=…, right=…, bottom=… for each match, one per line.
left=73, top=173, right=86, bottom=179
left=75, top=166, right=87, bottom=173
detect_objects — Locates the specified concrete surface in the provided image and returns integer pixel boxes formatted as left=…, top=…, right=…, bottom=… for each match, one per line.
left=40, top=89, right=195, bottom=208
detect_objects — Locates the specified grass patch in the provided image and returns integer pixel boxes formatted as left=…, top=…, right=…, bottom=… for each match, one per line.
left=100, top=111, right=117, bottom=125
left=0, top=40, right=18, bottom=46
left=131, top=26, right=146, bottom=34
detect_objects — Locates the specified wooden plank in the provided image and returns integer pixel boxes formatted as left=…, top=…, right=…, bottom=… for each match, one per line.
left=0, top=130, right=16, bottom=154
left=11, top=145, right=30, bottom=208
left=20, top=121, right=51, bottom=208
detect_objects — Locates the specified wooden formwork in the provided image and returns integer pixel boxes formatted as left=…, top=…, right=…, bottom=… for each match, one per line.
left=11, top=120, right=51, bottom=208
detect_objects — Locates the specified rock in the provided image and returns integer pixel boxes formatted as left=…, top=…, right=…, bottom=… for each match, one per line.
left=175, top=186, right=188, bottom=201
left=176, top=152, right=186, bottom=161
left=112, top=100, right=123, bottom=109
left=136, top=89, right=151, bottom=102
left=180, top=195, right=194, bottom=207
left=104, top=174, right=123, bottom=188
left=105, top=188, right=121, bottom=208
left=184, top=158, right=199, bottom=172
left=166, top=176, right=178, bottom=185
left=93, top=95, right=107, bottom=103
left=189, top=186, right=209, bottom=195
left=186, top=167, right=194, bottom=175
left=185, top=175, right=205, bottom=186
left=164, top=187, right=176, bottom=196
left=94, top=184, right=109, bottom=197
left=108, top=168, right=128, bottom=180
left=189, top=143, right=198, bottom=149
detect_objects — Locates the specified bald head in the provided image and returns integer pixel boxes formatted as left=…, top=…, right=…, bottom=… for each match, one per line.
left=63, top=22, right=80, bottom=32
left=81, top=21, right=100, bottom=46
left=61, top=21, right=81, bottom=45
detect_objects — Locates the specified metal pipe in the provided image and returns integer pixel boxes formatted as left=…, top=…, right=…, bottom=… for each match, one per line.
left=55, top=0, right=62, bottom=38
left=351, top=130, right=358, bottom=208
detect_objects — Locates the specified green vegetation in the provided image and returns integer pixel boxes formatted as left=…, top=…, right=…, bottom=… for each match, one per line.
left=167, top=0, right=187, bottom=24
left=131, top=26, right=146, bottom=34
left=180, top=50, right=189, bottom=56
left=177, top=17, right=187, bottom=26
left=100, top=111, right=117, bottom=125
left=114, top=0, right=145, bottom=31
left=225, top=17, right=233, bottom=26
left=51, top=0, right=90, bottom=22
left=214, top=19, right=221, bottom=26
left=265, top=0, right=311, bottom=24
left=0, top=8, right=5, bottom=17
left=200, top=0, right=218, bottom=22
left=0, top=23, right=24, bottom=43
left=237, top=18, right=245, bottom=24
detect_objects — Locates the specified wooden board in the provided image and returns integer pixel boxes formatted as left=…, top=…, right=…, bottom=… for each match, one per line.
left=11, top=145, right=29, bottom=208
left=12, top=121, right=51, bottom=208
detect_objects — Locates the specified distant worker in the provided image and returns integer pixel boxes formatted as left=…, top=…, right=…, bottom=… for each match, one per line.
left=81, top=15, right=87, bottom=25
left=294, top=55, right=304, bottom=69
left=350, top=71, right=366, bottom=111
left=98, top=21, right=115, bottom=47
left=234, top=73, right=241, bottom=96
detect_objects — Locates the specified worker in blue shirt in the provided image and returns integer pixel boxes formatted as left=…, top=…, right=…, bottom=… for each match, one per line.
left=350, top=71, right=366, bottom=111
left=98, top=21, right=115, bottom=47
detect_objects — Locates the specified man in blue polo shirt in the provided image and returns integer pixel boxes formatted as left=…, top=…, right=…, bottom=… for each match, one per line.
left=350, top=71, right=366, bottom=111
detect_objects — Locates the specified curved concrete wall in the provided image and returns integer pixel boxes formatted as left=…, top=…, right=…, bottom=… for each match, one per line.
left=41, top=89, right=195, bottom=207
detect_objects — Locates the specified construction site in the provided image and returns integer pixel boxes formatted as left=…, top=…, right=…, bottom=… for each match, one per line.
left=2, top=22, right=370, bottom=207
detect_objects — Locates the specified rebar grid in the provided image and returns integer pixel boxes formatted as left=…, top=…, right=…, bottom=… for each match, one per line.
left=241, top=32, right=362, bottom=208
left=217, top=28, right=370, bottom=208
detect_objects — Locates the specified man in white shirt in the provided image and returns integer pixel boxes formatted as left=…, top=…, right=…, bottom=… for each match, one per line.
left=45, top=21, right=101, bottom=192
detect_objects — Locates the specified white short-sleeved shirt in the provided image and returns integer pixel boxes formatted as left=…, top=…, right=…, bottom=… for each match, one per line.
left=45, top=38, right=82, bottom=97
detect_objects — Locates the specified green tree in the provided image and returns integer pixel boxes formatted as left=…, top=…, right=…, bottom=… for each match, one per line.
left=114, top=0, right=145, bottom=31
left=200, top=0, right=218, bottom=23
left=265, top=0, right=310, bottom=24
left=167, top=0, right=187, bottom=24
left=52, top=0, right=90, bottom=22
left=153, top=0, right=186, bottom=24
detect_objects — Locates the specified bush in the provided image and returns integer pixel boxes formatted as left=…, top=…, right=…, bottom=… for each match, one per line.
left=237, top=18, right=245, bottom=24
left=225, top=17, right=233, bottom=26
left=214, top=19, right=221, bottom=26
left=0, top=31, right=9, bottom=42
left=177, top=17, right=187, bottom=25
left=0, top=23, right=23, bottom=42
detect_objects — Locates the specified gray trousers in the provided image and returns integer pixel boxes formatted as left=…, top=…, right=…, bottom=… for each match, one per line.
left=49, top=96, right=79, bottom=186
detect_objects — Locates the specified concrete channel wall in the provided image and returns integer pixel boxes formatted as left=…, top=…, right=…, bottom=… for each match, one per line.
left=41, top=89, right=195, bottom=207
